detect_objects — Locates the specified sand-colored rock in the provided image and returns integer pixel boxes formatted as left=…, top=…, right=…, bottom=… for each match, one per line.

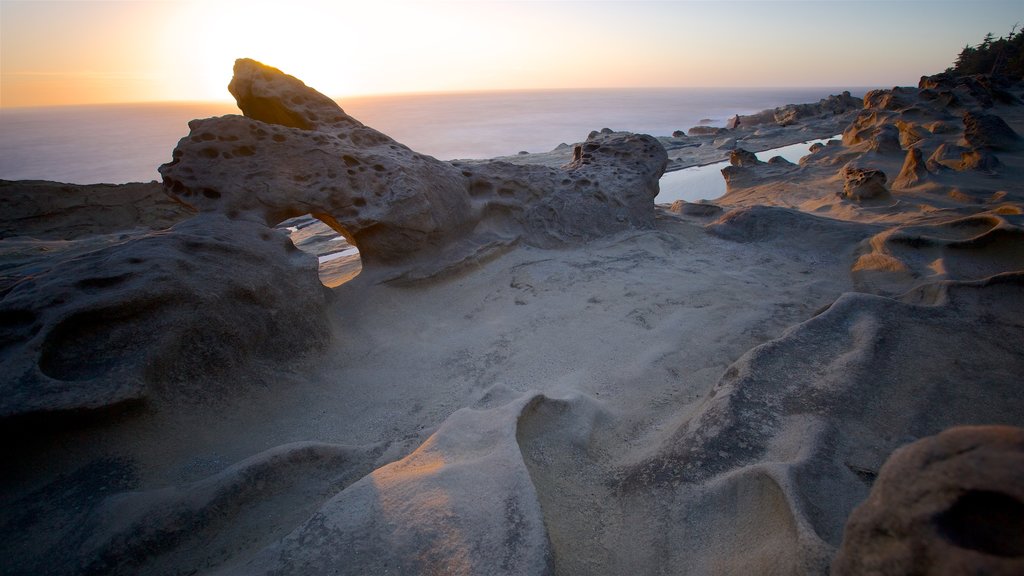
left=726, top=92, right=862, bottom=128
left=962, top=110, right=1022, bottom=151
left=669, top=199, right=723, bottom=217
left=833, top=425, right=1024, bottom=576
left=892, top=147, right=929, bottom=189
left=840, top=166, right=889, bottom=201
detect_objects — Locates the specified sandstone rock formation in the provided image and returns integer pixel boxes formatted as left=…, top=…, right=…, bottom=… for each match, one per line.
left=962, top=110, right=1022, bottom=150
left=840, top=166, right=889, bottom=201
left=726, top=92, right=862, bottom=128
left=686, top=125, right=727, bottom=136
left=892, top=147, right=928, bottom=189
left=3, top=58, right=1024, bottom=576
left=833, top=425, right=1024, bottom=576
left=728, top=148, right=763, bottom=167
left=668, top=199, right=723, bottom=217
left=0, top=179, right=193, bottom=240
left=0, top=213, right=329, bottom=420
left=160, top=59, right=666, bottom=279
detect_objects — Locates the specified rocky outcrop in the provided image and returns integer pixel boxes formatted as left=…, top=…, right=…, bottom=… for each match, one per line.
left=840, top=167, right=889, bottom=201
left=0, top=213, right=329, bottom=421
left=0, top=180, right=193, bottom=240
left=669, top=200, right=723, bottom=217
left=728, top=148, right=763, bottom=167
left=919, top=72, right=1023, bottom=108
left=160, top=59, right=666, bottom=277
left=842, top=110, right=904, bottom=153
left=892, top=147, right=929, bottom=189
left=686, top=125, right=728, bottom=136
left=833, top=425, right=1024, bottom=576
left=863, top=86, right=919, bottom=111
left=959, top=148, right=1002, bottom=171
left=962, top=111, right=1022, bottom=151
left=726, top=92, right=862, bottom=129
left=927, top=142, right=967, bottom=171
left=775, top=91, right=861, bottom=125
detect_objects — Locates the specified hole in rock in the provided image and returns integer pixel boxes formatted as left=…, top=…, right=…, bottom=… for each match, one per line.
left=277, top=214, right=361, bottom=287
left=935, top=489, right=1024, bottom=557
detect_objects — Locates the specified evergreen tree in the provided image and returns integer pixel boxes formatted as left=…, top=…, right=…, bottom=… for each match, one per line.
left=946, top=25, right=1024, bottom=78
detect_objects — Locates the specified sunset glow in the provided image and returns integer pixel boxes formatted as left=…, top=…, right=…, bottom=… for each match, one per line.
left=1, top=0, right=1021, bottom=108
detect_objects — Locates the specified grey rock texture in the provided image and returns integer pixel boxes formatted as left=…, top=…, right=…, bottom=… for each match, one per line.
left=226, top=393, right=561, bottom=576
left=0, top=179, right=193, bottom=240
left=159, top=59, right=667, bottom=278
left=832, top=425, right=1024, bottom=576
left=3, top=442, right=382, bottom=576
left=620, top=273, right=1024, bottom=572
left=0, top=213, right=328, bottom=420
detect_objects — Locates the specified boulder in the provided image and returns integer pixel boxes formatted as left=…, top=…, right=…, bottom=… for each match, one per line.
left=868, top=124, right=902, bottom=154
left=729, top=148, right=763, bottom=167
left=840, top=166, right=889, bottom=201
left=833, top=425, right=1024, bottom=576
left=962, top=111, right=1022, bottom=151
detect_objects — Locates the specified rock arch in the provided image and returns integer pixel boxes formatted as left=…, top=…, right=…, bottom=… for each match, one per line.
left=159, top=58, right=668, bottom=282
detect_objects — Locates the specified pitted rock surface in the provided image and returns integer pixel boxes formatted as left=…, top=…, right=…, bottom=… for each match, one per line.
left=160, top=59, right=667, bottom=273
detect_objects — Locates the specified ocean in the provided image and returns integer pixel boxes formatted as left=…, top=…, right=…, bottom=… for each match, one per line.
left=0, top=87, right=859, bottom=199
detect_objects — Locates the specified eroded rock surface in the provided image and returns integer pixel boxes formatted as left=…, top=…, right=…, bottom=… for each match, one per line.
left=833, top=425, right=1024, bottom=576
left=159, top=59, right=667, bottom=278
left=840, top=166, right=889, bottom=201
left=0, top=179, right=193, bottom=240
left=0, top=213, right=328, bottom=421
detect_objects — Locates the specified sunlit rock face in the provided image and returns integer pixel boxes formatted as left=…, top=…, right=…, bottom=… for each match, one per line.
left=159, top=59, right=667, bottom=277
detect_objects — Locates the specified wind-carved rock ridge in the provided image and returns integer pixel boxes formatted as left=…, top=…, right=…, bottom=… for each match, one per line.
left=160, top=59, right=668, bottom=281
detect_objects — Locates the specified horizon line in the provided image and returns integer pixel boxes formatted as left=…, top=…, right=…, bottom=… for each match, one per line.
left=0, top=82, right=891, bottom=111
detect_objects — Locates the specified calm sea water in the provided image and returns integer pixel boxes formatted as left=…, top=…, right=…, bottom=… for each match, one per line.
left=0, top=87, right=858, bottom=191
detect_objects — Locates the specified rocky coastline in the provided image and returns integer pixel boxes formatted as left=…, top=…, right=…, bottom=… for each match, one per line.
left=1, top=59, right=1023, bottom=575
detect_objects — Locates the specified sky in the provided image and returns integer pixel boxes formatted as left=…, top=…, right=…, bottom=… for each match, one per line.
left=1, top=0, right=1021, bottom=108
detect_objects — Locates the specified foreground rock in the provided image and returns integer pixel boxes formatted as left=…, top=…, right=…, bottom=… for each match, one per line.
left=0, top=179, right=193, bottom=240
left=833, top=425, right=1024, bottom=575
left=0, top=213, right=329, bottom=421
left=160, top=59, right=667, bottom=280
left=2, top=63, right=1024, bottom=576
